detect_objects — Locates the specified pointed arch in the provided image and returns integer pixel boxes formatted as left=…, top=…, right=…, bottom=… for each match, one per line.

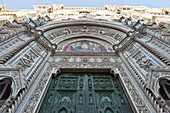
left=0, top=77, right=13, bottom=105
left=58, top=107, right=68, bottom=113
left=104, top=107, right=114, bottom=113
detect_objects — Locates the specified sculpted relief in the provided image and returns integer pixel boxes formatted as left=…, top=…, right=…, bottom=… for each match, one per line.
left=45, top=25, right=125, bottom=45
left=1, top=16, right=169, bottom=113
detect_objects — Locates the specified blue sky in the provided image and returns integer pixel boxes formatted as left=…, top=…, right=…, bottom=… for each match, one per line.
left=1, top=0, right=170, bottom=9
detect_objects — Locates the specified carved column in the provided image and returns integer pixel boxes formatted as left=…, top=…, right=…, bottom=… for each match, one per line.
left=110, top=63, right=156, bottom=113
left=20, top=66, right=60, bottom=113
left=6, top=51, right=52, bottom=113
left=118, top=51, right=167, bottom=113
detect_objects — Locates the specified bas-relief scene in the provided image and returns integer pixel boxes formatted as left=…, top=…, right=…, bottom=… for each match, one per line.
left=64, top=41, right=107, bottom=52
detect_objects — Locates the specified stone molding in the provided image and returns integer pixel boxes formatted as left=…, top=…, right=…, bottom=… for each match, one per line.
left=119, top=52, right=168, bottom=113
left=0, top=65, right=24, bottom=113
left=147, top=66, right=170, bottom=97
left=134, top=37, right=170, bottom=66
left=38, top=19, right=132, bottom=34
left=119, top=16, right=170, bottom=45
left=0, top=17, right=50, bottom=44
left=1, top=17, right=169, bottom=113
left=21, top=65, right=53, bottom=113
left=0, top=65, right=24, bottom=97
left=16, top=61, right=155, bottom=113
left=3, top=51, right=52, bottom=113
left=45, top=25, right=125, bottom=45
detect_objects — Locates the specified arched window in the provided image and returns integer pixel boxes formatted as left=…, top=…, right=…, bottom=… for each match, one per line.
left=159, top=79, right=170, bottom=103
left=0, top=78, right=12, bottom=105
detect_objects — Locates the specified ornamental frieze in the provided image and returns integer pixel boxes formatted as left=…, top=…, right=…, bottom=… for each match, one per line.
left=22, top=66, right=52, bottom=113
left=45, top=25, right=125, bottom=44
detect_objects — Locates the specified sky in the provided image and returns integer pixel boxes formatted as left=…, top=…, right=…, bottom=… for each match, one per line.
left=0, top=0, right=170, bottom=9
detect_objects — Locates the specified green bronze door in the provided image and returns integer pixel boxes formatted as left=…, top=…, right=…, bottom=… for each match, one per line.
left=39, top=73, right=133, bottom=113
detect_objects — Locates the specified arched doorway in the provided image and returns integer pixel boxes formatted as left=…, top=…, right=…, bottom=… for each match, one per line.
left=39, top=72, right=133, bottom=113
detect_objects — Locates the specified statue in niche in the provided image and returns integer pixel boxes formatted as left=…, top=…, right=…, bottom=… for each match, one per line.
left=62, top=58, right=67, bottom=62
left=103, top=58, right=109, bottom=62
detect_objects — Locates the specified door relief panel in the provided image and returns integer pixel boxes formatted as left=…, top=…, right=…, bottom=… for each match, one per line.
left=39, top=73, right=133, bottom=113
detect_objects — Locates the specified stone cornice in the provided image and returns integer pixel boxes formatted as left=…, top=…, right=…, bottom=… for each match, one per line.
left=37, top=19, right=132, bottom=33
left=119, top=16, right=170, bottom=45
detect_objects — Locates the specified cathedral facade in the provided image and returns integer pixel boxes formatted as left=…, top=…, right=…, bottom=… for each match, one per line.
left=0, top=5, right=170, bottom=113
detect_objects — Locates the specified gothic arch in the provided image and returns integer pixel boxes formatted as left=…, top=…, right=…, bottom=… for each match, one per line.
left=104, top=107, right=114, bottom=113
left=52, top=107, right=68, bottom=113
left=59, top=96, right=72, bottom=104
left=156, top=77, right=170, bottom=103
left=153, top=76, right=170, bottom=98
left=58, top=107, right=68, bottom=113
left=0, top=77, right=13, bottom=105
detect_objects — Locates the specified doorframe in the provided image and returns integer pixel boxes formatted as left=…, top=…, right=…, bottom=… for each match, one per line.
left=20, top=64, right=154, bottom=113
